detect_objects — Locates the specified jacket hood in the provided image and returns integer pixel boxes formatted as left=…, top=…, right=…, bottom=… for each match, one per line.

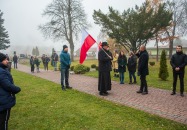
left=0, top=63, right=8, bottom=69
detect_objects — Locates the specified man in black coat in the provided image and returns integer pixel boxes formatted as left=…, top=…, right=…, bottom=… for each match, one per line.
left=136, top=45, right=149, bottom=95
left=0, top=53, right=21, bottom=130
left=13, top=54, right=18, bottom=69
left=98, top=42, right=113, bottom=96
left=170, top=45, right=187, bottom=97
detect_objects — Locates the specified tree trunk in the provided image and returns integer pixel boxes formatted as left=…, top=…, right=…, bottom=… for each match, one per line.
left=156, top=34, right=159, bottom=62
left=69, top=42, right=74, bottom=62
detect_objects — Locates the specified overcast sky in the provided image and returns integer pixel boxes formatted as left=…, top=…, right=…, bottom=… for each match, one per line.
left=0, top=0, right=145, bottom=53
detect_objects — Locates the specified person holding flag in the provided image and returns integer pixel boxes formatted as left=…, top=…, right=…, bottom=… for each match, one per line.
left=98, top=42, right=113, bottom=96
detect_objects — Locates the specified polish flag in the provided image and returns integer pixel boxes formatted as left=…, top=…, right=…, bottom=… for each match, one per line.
left=80, top=30, right=96, bottom=64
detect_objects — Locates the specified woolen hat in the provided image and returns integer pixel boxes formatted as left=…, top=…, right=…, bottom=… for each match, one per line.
left=0, top=53, right=7, bottom=62
left=102, top=42, right=109, bottom=47
left=63, top=45, right=68, bottom=50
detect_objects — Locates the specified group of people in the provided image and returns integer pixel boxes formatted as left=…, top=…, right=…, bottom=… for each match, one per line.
left=0, top=42, right=186, bottom=130
left=98, top=42, right=187, bottom=96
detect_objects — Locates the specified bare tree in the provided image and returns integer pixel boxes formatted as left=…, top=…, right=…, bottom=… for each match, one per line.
left=165, top=0, right=187, bottom=58
left=39, top=0, right=89, bottom=61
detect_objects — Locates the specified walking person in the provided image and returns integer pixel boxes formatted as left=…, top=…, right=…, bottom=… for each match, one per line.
left=98, top=42, right=113, bottom=96
left=30, top=56, right=35, bottom=73
left=0, top=53, right=21, bottom=130
left=60, top=45, right=72, bottom=90
left=13, top=54, right=18, bottom=69
left=136, top=45, right=149, bottom=95
left=118, top=50, right=127, bottom=84
left=170, top=45, right=187, bottom=97
left=127, top=51, right=137, bottom=84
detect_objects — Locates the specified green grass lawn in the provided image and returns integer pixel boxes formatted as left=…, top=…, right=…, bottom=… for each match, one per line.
left=19, top=58, right=187, bottom=92
left=10, top=70, right=187, bottom=130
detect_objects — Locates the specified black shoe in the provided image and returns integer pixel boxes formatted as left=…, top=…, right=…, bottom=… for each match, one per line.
left=62, top=87, right=66, bottom=91
left=129, top=82, right=133, bottom=84
left=99, top=92, right=107, bottom=96
left=142, top=92, right=148, bottom=95
left=103, top=91, right=109, bottom=95
left=180, top=93, right=184, bottom=97
left=171, top=92, right=176, bottom=95
left=66, top=86, right=72, bottom=89
left=133, top=81, right=137, bottom=84
left=137, top=90, right=142, bottom=93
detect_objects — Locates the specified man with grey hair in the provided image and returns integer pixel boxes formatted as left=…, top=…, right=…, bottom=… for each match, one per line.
left=136, top=45, right=149, bottom=95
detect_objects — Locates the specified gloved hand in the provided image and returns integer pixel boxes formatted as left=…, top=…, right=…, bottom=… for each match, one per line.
left=67, top=65, right=70, bottom=69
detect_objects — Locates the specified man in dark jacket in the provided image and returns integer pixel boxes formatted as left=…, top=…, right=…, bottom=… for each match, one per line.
left=136, top=45, right=149, bottom=95
left=0, top=53, right=21, bottom=130
left=170, top=45, right=187, bottom=97
left=60, top=45, right=71, bottom=90
left=52, top=51, right=59, bottom=71
left=13, top=54, right=18, bottom=69
left=98, top=42, right=113, bottom=96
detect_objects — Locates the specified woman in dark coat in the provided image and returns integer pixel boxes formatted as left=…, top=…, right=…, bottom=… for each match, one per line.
left=30, top=56, right=35, bottom=73
left=98, top=42, right=113, bottom=96
left=127, top=51, right=137, bottom=84
left=118, top=50, right=127, bottom=84
left=0, top=53, right=21, bottom=130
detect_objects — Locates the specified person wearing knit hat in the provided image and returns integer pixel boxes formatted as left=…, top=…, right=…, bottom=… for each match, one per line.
left=63, top=45, right=68, bottom=50
left=0, top=53, right=7, bottom=63
left=0, top=53, right=21, bottom=130
left=60, top=45, right=71, bottom=90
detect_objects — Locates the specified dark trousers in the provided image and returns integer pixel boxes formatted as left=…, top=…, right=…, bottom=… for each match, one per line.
left=173, top=72, right=184, bottom=94
left=129, top=71, right=136, bottom=82
left=0, top=109, right=11, bottom=130
left=61, top=69, right=69, bottom=88
left=31, top=65, right=34, bottom=72
left=140, top=75, right=148, bottom=92
left=13, top=62, right=17, bottom=69
left=44, top=63, right=48, bottom=70
left=119, top=72, right=124, bottom=83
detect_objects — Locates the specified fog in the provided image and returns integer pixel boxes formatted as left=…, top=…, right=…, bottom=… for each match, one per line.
left=0, top=0, right=144, bottom=55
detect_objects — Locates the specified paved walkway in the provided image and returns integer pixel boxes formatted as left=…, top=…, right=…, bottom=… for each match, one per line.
left=15, top=64, right=187, bottom=125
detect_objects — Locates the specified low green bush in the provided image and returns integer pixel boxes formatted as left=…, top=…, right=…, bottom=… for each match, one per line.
left=74, top=64, right=89, bottom=74
left=70, top=66, right=74, bottom=71
left=149, top=62, right=155, bottom=66
left=91, top=64, right=97, bottom=68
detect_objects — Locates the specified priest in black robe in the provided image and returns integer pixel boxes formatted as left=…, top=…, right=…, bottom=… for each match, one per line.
left=98, top=42, right=113, bottom=96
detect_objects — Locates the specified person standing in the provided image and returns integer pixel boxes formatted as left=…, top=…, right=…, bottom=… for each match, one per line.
left=52, top=51, right=59, bottom=71
left=136, top=45, right=149, bottom=95
left=30, top=56, right=35, bottom=73
left=112, top=51, right=119, bottom=77
left=127, top=51, right=137, bottom=84
left=0, top=53, right=21, bottom=130
left=34, top=56, right=41, bottom=73
left=60, top=45, right=71, bottom=90
left=13, top=54, right=18, bottom=69
left=44, top=55, right=50, bottom=71
left=118, top=50, right=127, bottom=84
left=170, top=45, right=187, bottom=97
left=98, top=42, right=113, bottom=96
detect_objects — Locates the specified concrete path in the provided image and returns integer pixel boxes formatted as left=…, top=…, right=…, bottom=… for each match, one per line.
left=15, top=64, right=187, bottom=125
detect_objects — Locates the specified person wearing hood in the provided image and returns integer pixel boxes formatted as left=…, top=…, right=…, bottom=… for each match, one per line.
left=170, top=45, right=187, bottom=97
left=0, top=53, right=21, bottom=130
left=60, top=45, right=72, bottom=90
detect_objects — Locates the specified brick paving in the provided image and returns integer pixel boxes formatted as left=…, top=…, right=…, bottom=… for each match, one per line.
left=15, top=64, right=187, bottom=125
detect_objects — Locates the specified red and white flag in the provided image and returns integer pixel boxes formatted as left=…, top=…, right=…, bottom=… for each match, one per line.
left=80, top=30, right=96, bottom=64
